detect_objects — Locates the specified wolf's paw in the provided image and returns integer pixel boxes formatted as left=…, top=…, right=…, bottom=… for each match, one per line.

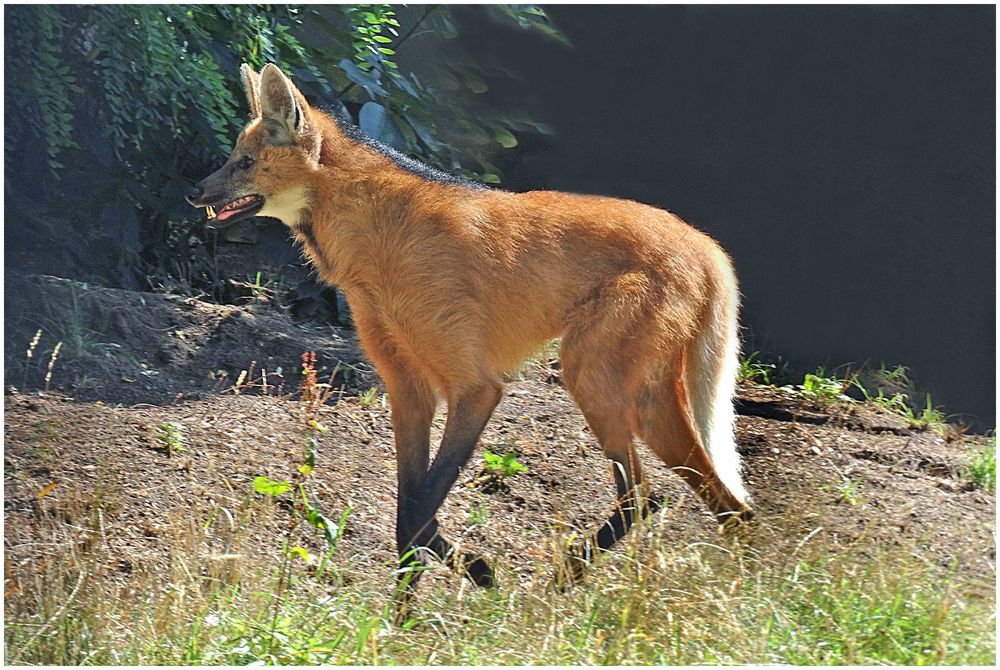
left=718, top=505, right=755, bottom=537
left=451, top=552, right=495, bottom=588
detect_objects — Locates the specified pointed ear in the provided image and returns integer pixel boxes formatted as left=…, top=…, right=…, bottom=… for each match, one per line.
left=240, top=63, right=261, bottom=118
left=258, top=63, right=308, bottom=147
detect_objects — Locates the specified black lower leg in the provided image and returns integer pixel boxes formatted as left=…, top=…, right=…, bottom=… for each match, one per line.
left=398, top=501, right=495, bottom=588
left=557, top=491, right=660, bottom=590
left=557, top=446, right=659, bottom=590
left=398, top=383, right=501, bottom=586
left=595, top=489, right=661, bottom=550
left=593, top=453, right=654, bottom=551
left=446, top=551, right=495, bottom=587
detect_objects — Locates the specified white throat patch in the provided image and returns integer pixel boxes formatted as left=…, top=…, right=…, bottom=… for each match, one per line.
left=258, top=186, right=310, bottom=226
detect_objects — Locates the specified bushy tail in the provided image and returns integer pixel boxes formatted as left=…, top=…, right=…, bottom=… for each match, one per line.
left=686, top=250, right=749, bottom=502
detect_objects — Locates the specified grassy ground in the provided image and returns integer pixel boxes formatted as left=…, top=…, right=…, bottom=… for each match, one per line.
left=4, top=322, right=995, bottom=665
left=4, top=487, right=993, bottom=665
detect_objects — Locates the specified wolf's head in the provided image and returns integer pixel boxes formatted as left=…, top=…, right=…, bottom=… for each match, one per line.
left=186, top=64, right=320, bottom=228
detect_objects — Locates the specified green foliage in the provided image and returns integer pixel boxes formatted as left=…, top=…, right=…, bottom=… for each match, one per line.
left=253, top=476, right=292, bottom=497
left=738, top=351, right=775, bottom=384
left=870, top=363, right=913, bottom=389
left=494, top=5, right=571, bottom=46
left=857, top=386, right=911, bottom=414
left=735, top=350, right=794, bottom=387
left=5, top=5, right=565, bottom=295
left=482, top=449, right=528, bottom=479
left=852, top=364, right=953, bottom=437
left=251, top=474, right=346, bottom=548
left=834, top=478, right=864, bottom=506
left=783, top=369, right=853, bottom=404
left=5, top=7, right=81, bottom=171
left=962, top=437, right=995, bottom=491
left=325, top=5, right=561, bottom=183
left=344, top=5, right=401, bottom=71
left=195, top=595, right=391, bottom=665
left=158, top=421, right=185, bottom=456
left=761, top=556, right=985, bottom=665
left=904, top=395, right=948, bottom=436
left=358, top=387, right=380, bottom=408
left=468, top=502, right=490, bottom=526
left=250, top=270, right=275, bottom=301
left=5, top=5, right=331, bottom=292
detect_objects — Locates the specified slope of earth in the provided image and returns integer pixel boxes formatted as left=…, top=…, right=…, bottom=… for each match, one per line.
left=5, top=372, right=994, bottom=588
left=3, top=277, right=995, bottom=664
left=4, top=273, right=363, bottom=406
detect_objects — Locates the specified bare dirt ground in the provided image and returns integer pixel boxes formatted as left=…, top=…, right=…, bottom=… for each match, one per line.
left=3, top=275, right=995, bottom=606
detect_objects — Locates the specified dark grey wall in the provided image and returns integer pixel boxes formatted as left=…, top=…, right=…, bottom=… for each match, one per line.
left=454, top=5, right=995, bottom=428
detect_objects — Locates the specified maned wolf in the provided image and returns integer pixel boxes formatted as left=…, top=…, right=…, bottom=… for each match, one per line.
left=188, top=63, right=753, bottom=591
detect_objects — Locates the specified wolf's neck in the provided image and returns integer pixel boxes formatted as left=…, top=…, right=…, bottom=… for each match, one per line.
left=259, top=186, right=311, bottom=227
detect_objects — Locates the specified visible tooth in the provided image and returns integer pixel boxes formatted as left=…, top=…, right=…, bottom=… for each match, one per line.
left=207, top=206, right=216, bottom=218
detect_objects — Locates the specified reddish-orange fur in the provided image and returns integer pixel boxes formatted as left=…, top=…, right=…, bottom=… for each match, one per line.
left=191, top=64, right=752, bottom=590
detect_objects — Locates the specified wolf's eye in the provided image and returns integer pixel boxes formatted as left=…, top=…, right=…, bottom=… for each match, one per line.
left=237, top=155, right=254, bottom=170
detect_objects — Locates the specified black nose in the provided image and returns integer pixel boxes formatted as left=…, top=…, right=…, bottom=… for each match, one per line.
left=186, top=185, right=204, bottom=206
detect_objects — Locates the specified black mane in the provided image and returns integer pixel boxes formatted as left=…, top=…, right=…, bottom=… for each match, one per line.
left=324, top=106, right=488, bottom=190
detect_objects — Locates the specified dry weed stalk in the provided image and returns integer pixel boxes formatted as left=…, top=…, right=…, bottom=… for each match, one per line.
left=24, top=328, right=42, bottom=388
left=44, top=341, right=63, bottom=393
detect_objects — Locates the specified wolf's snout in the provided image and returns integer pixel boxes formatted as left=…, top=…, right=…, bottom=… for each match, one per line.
left=185, top=184, right=205, bottom=206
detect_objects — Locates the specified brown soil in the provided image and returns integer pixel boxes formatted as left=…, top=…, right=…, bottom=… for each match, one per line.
left=3, top=276, right=995, bottom=601
left=4, top=273, right=363, bottom=406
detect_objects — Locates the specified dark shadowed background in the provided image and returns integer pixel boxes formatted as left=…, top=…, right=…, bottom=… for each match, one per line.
left=451, top=5, right=995, bottom=429
left=4, top=5, right=994, bottom=429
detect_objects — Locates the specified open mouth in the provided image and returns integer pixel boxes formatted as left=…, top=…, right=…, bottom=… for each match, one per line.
left=205, top=195, right=264, bottom=228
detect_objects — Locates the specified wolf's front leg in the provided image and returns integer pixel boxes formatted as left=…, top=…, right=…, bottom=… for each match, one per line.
left=399, top=381, right=504, bottom=590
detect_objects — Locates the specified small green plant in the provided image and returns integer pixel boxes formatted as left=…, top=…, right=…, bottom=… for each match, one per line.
left=962, top=437, right=995, bottom=491
left=738, top=351, right=776, bottom=384
left=249, top=270, right=274, bottom=301
left=358, top=387, right=380, bottom=408
left=293, top=352, right=344, bottom=547
left=158, top=421, right=185, bottom=457
left=467, top=502, right=489, bottom=526
left=872, top=392, right=909, bottom=413
left=253, top=476, right=292, bottom=497
left=784, top=369, right=852, bottom=403
left=855, top=383, right=910, bottom=414
left=249, top=352, right=352, bottom=628
left=852, top=367, right=953, bottom=437
left=903, top=395, right=949, bottom=437
left=834, top=478, right=864, bottom=506
left=482, top=449, right=528, bottom=479
left=873, top=363, right=912, bottom=388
